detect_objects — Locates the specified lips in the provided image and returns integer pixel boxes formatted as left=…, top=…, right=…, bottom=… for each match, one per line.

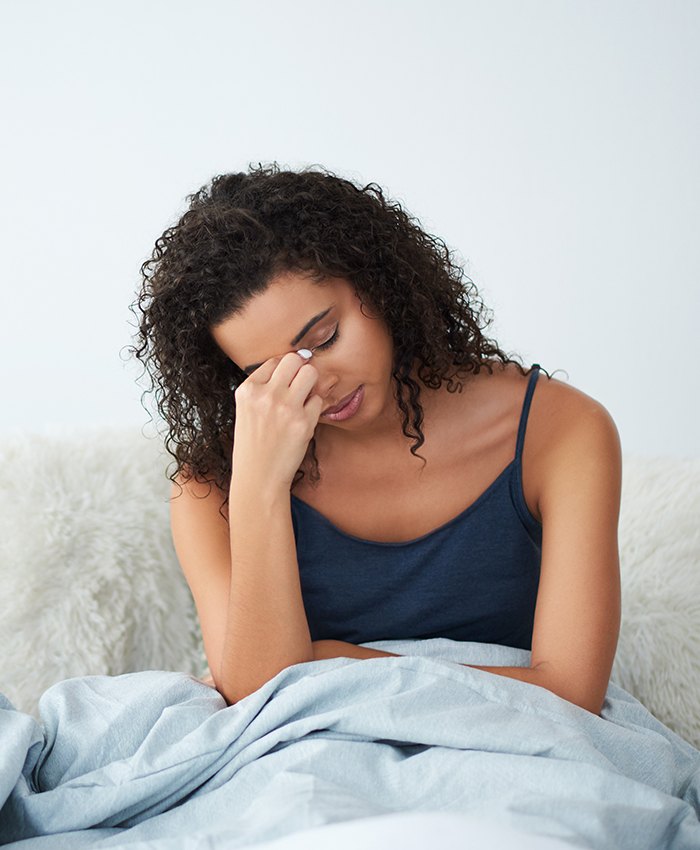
left=322, top=387, right=360, bottom=415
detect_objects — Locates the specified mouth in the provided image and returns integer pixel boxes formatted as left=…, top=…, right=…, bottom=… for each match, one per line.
left=322, top=387, right=360, bottom=416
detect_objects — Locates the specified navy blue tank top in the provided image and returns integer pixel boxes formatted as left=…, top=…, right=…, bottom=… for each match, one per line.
left=291, top=364, right=543, bottom=651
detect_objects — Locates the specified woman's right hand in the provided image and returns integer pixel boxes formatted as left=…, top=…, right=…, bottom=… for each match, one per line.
left=231, top=351, right=324, bottom=492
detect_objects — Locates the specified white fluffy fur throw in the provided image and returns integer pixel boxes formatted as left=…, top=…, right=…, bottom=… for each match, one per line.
left=0, top=429, right=698, bottom=750
left=612, top=453, right=700, bottom=747
left=0, top=427, right=206, bottom=711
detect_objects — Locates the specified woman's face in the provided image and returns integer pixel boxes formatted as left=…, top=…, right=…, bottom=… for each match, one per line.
left=210, top=271, right=405, bottom=445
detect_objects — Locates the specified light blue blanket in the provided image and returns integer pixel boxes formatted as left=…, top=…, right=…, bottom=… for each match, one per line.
left=1, top=639, right=699, bottom=849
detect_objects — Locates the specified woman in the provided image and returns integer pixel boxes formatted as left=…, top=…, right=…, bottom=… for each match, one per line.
left=128, top=162, right=622, bottom=713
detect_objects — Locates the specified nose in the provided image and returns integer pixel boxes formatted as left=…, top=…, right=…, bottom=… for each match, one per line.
left=313, top=371, right=339, bottom=408
left=296, top=348, right=337, bottom=406
left=316, top=377, right=338, bottom=406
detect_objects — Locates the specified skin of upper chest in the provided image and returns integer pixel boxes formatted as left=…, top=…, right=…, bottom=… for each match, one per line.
left=293, top=363, right=589, bottom=543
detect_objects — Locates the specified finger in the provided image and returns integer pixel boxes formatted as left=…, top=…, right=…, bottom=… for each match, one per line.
left=289, top=361, right=323, bottom=406
left=266, top=350, right=318, bottom=390
left=240, top=354, right=315, bottom=404
left=304, top=391, right=325, bottom=415
left=242, top=355, right=283, bottom=384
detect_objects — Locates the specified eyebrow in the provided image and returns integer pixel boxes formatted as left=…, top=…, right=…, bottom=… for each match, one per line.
left=242, top=306, right=334, bottom=374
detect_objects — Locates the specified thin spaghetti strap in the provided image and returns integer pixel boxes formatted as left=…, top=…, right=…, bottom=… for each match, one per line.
left=515, top=364, right=541, bottom=461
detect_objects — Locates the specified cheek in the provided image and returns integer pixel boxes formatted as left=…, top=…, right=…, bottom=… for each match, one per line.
left=346, top=313, right=392, bottom=366
left=359, top=333, right=385, bottom=364
left=365, top=334, right=394, bottom=378
left=375, top=326, right=394, bottom=363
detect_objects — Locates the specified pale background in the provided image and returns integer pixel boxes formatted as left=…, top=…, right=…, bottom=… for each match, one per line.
left=1, top=0, right=698, bottom=456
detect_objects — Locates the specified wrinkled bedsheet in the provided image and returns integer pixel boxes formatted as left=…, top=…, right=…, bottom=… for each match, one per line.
left=1, top=638, right=699, bottom=850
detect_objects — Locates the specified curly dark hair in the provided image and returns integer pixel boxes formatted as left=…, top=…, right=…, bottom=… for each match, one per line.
left=126, top=162, right=547, bottom=521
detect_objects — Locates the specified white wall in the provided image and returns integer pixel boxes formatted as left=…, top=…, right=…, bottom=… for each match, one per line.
left=1, top=0, right=698, bottom=456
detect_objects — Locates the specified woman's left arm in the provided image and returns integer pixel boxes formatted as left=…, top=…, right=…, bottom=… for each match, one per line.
left=475, top=395, right=622, bottom=716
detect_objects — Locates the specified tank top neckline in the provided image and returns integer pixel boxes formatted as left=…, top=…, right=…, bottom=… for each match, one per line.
left=290, top=458, right=516, bottom=548
left=290, top=362, right=541, bottom=548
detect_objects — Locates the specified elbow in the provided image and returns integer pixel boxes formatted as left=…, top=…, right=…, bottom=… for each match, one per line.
left=566, top=684, right=607, bottom=716
left=534, top=663, right=605, bottom=716
left=211, top=663, right=243, bottom=706
left=570, top=696, right=604, bottom=716
left=217, top=655, right=313, bottom=706
left=582, top=696, right=605, bottom=716
left=220, top=688, right=238, bottom=707
left=211, top=670, right=237, bottom=706
left=557, top=691, right=603, bottom=715
left=549, top=685, right=603, bottom=716
left=217, top=673, right=251, bottom=706
left=219, top=680, right=249, bottom=706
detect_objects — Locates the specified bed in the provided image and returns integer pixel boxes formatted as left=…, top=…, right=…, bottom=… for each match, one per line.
left=1, top=427, right=698, bottom=849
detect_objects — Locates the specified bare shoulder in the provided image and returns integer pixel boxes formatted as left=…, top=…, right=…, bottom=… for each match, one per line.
left=491, top=359, right=599, bottom=405
left=440, top=359, right=616, bottom=452
left=171, top=465, right=230, bottom=521
left=490, top=360, right=617, bottom=443
left=482, top=361, right=621, bottom=521
left=172, top=463, right=226, bottom=495
left=530, top=365, right=618, bottom=450
left=510, top=364, right=622, bottom=510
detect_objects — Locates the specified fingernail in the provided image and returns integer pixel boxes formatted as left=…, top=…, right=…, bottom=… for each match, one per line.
left=297, top=348, right=313, bottom=359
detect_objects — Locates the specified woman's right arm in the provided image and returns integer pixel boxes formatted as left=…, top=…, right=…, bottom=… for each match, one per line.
left=170, top=350, right=322, bottom=706
left=222, top=474, right=313, bottom=702
left=169, top=471, right=313, bottom=706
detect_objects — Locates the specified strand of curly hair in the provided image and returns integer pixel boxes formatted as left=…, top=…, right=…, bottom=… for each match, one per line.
left=125, top=162, right=550, bottom=522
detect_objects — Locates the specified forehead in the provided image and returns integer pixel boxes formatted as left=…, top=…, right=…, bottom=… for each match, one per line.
left=210, top=273, right=354, bottom=368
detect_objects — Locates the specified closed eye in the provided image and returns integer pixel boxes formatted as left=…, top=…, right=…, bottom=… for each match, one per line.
left=313, top=325, right=340, bottom=352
